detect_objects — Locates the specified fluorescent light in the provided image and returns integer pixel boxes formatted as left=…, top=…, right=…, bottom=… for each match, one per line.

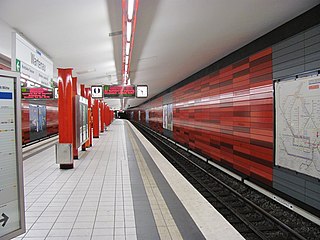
left=126, top=21, right=132, bottom=42
left=125, top=56, right=129, bottom=64
left=125, top=64, right=128, bottom=72
left=126, top=42, right=130, bottom=55
left=128, top=0, right=135, bottom=20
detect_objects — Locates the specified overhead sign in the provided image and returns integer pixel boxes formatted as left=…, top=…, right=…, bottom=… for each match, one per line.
left=0, top=70, right=25, bottom=240
left=136, top=85, right=148, bottom=98
left=11, top=33, right=53, bottom=89
left=21, top=87, right=53, bottom=99
left=104, top=85, right=135, bottom=98
left=91, top=85, right=103, bottom=98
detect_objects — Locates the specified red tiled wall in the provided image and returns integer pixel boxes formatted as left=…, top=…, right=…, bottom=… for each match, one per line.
left=130, top=48, right=273, bottom=185
left=133, top=97, right=164, bottom=133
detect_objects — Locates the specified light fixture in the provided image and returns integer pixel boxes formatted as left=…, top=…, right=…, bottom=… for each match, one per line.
left=121, top=0, right=139, bottom=87
left=126, top=21, right=132, bottom=42
left=128, top=0, right=135, bottom=20
left=126, top=42, right=130, bottom=55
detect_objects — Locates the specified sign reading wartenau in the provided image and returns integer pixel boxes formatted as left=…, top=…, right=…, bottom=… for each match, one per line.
left=11, top=33, right=53, bottom=88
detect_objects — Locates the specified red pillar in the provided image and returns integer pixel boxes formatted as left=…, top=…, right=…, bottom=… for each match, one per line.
left=72, top=77, right=79, bottom=159
left=80, top=84, right=87, bottom=151
left=58, top=68, right=74, bottom=169
left=100, top=101, right=105, bottom=133
left=105, top=105, right=110, bottom=127
left=104, top=104, right=108, bottom=128
left=85, top=88, right=92, bottom=147
left=93, top=99, right=99, bottom=138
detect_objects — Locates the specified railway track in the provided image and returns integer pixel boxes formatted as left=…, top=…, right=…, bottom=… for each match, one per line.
left=132, top=122, right=320, bottom=240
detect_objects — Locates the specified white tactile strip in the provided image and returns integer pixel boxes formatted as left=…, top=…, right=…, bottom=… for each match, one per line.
left=127, top=126, right=183, bottom=240
left=125, top=122, right=205, bottom=240
left=127, top=121, right=246, bottom=240
left=14, top=121, right=137, bottom=240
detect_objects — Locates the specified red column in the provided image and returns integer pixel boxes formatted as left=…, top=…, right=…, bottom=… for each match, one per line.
left=105, top=105, right=110, bottom=127
left=104, top=103, right=108, bottom=128
left=72, top=77, right=79, bottom=159
left=85, top=88, right=92, bottom=147
left=100, top=101, right=105, bottom=133
left=80, top=84, right=87, bottom=151
left=58, top=68, right=74, bottom=169
left=93, top=99, right=99, bottom=138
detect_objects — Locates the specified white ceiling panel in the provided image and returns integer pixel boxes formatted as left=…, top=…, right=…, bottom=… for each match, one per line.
left=0, top=0, right=319, bottom=110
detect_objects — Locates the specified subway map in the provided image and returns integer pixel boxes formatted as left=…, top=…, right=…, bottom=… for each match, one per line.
left=275, top=75, right=320, bottom=179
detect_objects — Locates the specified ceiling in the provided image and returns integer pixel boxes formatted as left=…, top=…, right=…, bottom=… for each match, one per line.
left=0, top=0, right=319, bottom=110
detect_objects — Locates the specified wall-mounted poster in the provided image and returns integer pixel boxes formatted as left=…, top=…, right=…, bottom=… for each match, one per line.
left=275, top=75, right=320, bottom=179
left=163, top=105, right=168, bottom=130
left=167, top=104, right=173, bottom=131
left=163, top=104, right=173, bottom=131
left=29, top=104, right=47, bottom=141
left=146, top=109, right=149, bottom=124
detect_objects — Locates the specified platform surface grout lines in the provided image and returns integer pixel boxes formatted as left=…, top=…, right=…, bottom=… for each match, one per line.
left=14, top=122, right=137, bottom=240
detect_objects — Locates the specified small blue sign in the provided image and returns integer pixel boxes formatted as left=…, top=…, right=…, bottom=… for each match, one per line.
left=0, top=92, right=13, bottom=99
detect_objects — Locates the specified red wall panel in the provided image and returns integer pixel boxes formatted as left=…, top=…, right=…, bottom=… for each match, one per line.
left=131, top=48, right=273, bottom=185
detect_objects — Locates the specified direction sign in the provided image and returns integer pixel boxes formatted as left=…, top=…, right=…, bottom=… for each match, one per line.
left=91, top=85, right=103, bottom=98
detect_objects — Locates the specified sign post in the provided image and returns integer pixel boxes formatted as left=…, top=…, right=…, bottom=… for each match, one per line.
left=0, top=70, right=25, bottom=240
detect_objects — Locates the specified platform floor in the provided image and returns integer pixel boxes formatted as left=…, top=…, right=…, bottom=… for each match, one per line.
left=14, top=119, right=244, bottom=240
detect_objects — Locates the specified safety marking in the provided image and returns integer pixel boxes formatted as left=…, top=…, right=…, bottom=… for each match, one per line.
left=126, top=124, right=183, bottom=240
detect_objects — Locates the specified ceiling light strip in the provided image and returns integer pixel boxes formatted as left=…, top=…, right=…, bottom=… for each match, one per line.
left=121, top=0, right=139, bottom=86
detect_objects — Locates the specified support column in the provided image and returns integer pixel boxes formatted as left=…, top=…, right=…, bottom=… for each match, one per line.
left=93, top=99, right=99, bottom=138
left=105, top=104, right=110, bottom=128
left=72, top=77, right=79, bottom=159
left=80, top=84, right=86, bottom=151
left=58, top=68, right=74, bottom=169
left=85, top=88, right=92, bottom=147
left=100, top=100, right=105, bottom=133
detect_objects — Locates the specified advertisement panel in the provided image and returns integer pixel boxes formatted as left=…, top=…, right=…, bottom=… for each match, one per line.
left=167, top=104, right=173, bottom=131
left=29, top=104, right=47, bottom=141
left=163, top=105, right=168, bottom=129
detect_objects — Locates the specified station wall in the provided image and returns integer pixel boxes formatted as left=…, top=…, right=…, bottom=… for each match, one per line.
left=272, top=24, right=320, bottom=210
left=129, top=7, right=320, bottom=212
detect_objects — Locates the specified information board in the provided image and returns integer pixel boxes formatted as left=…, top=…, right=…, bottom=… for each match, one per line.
left=275, top=75, right=320, bottom=179
left=21, top=87, right=53, bottom=99
left=0, top=70, right=25, bottom=240
left=103, top=85, right=135, bottom=98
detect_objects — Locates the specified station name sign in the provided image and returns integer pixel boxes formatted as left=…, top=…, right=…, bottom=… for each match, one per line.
left=21, top=87, right=53, bottom=99
left=103, top=85, right=135, bottom=98
left=12, top=33, right=54, bottom=89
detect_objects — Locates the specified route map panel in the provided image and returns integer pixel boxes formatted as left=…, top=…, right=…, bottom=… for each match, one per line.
left=275, top=75, right=320, bottom=179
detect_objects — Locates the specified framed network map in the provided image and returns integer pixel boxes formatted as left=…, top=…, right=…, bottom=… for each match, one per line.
left=275, top=75, right=320, bottom=180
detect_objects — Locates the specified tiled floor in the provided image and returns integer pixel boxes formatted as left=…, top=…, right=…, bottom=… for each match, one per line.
left=14, top=119, right=244, bottom=240
left=16, top=121, right=137, bottom=240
